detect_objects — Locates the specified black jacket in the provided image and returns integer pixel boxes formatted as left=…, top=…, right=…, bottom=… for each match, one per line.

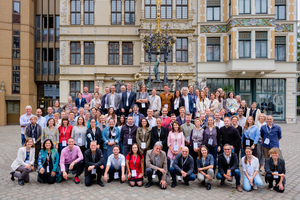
left=220, top=126, right=241, bottom=149
left=151, top=126, right=168, bottom=153
left=171, top=97, right=185, bottom=114
left=84, top=148, right=104, bottom=176
left=218, top=152, right=239, bottom=175
left=265, top=157, right=286, bottom=184
left=120, top=91, right=136, bottom=109
left=86, top=127, right=102, bottom=149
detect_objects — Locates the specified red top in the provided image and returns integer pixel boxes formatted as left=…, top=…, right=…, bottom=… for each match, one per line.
left=161, top=116, right=172, bottom=133
left=126, top=154, right=144, bottom=180
left=58, top=125, right=73, bottom=143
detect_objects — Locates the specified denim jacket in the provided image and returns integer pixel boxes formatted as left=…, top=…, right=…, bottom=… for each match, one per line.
left=102, top=126, right=120, bottom=150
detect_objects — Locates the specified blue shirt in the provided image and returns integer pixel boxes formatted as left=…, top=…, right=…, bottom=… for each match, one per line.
left=37, top=116, right=47, bottom=128
left=241, top=125, right=260, bottom=144
left=45, top=114, right=54, bottom=122
left=260, top=124, right=282, bottom=148
left=133, top=113, right=139, bottom=127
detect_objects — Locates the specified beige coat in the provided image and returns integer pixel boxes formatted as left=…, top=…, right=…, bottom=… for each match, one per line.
left=145, top=149, right=168, bottom=181
left=11, top=147, right=35, bottom=171
left=196, top=98, right=209, bottom=117
left=208, top=99, right=219, bottom=115
left=136, top=127, right=151, bottom=154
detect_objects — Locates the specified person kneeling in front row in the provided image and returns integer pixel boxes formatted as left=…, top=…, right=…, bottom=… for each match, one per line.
left=60, top=137, right=84, bottom=184
left=170, top=146, right=196, bottom=188
left=265, top=147, right=285, bottom=193
left=84, top=141, right=105, bottom=187
left=197, top=145, right=214, bottom=190
left=216, top=143, right=242, bottom=192
left=103, top=145, right=126, bottom=183
left=10, top=138, right=35, bottom=186
left=145, top=142, right=167, bottom=189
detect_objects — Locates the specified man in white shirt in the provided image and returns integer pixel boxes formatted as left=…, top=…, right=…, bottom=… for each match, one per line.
left=146, top=108, right=157, bottom=128
left=214, top=111, right=225, bottom=129
left=107, top=85, right=121, bottom=115
left=149, top=88, right=161, bottom=118
left=36, top=108, right=46, bottom=128
left=181, top=87, right=194, bottom=114
left=237, top=108, right=247, bottom=130
left=19, top=106, right=34, bottom=145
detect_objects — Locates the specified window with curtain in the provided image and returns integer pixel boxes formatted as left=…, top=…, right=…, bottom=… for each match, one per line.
left=239, top=0, right=251, bottom=14
left=84, top=0, right=94, bottom=24
left=71, top=0, right=81, bottom=25
left=145, top=0, right=156, bottom=19
left=161, top=0, right=172, bottom=19
left=70, top=42, right=81, bottom=65
left=207, top=0, right=220, bottom=21
left=84, top=42, right=94, bottom=65
left=125, top=0, right=135, bottom=25
left=207, top=37, right=220, bottom=61
left=239, top=32, right=251, bottom=58
left=176, top=0, right=188, bottom=19
left=176, top=38, right=188, bottom=62
left=255, top=31, right=267, bottom=58
left=255, top=0, right=267, bottom=13
left=109, top=42, right=119, bottom=65
left=111, top=0, right=121, bottom=25
left=12, top=66, right=20, bottom=94
left=275, top=36, right=286, bottom=61
left=122, top=43, right=133, bottom=65
left=275, top=0, right=285, bottom=20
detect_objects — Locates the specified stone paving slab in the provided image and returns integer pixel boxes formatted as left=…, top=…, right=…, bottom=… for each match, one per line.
left=0, top=124, right=300, bottom=200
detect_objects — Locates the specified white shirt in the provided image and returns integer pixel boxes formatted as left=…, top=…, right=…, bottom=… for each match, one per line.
left=149, top=95, right=161, bottom=111
left=110, top=93, right=115, bottom=109
left=107, top=154, right=125, bottom=170
left=146, top=116, right=157, bottom=129
left=37, top=116, right=47, bottom=128
left=241, top=156, right=259, bottom=177
left=182, top=95, right=190, bottom=114
left=214, top=120, right=225, bottom=129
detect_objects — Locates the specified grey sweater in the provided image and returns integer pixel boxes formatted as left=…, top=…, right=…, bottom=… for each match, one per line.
left=71, top=125, right=87, bottom=147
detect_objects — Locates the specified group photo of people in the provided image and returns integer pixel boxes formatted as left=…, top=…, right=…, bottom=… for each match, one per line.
left=12, top=83, right=285, bottom=193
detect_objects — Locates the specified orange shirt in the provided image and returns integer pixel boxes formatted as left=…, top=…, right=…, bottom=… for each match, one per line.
left=159, top=92, right=173, bottom=112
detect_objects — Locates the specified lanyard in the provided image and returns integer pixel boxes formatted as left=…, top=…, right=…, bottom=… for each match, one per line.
left=162, top=117, right=167, bottom=126
left=158, top=129, right=161, bottom=140
left=210, top=100, right=213, bottom=108
left=47, top=153, right=51, bottom=165
left=129, top=127, right=132, bottom=138
left=174, top=132, right=179, bottom=144
left=247, top=156, right=253, bottom=165
left=193, top=128, right=202, bottom=142
left=62, top=126, right=67, bottom=137
left=68, top=148, right=74, bottom=162
left=182, top=156, right=188, bottom=166
left=209, top=127, right=213, bottom=138
left=31, top=125, right=36, bottom=137
left=266, top=125, right=272, bottom=138
left=175, top=98, right=179, bottom=106
left=133, top=155, right=138, bottom=167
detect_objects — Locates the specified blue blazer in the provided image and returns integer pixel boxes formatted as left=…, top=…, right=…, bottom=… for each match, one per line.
left=121, top=91, right=136, bottom=110
left=182, top=95, right=194, bottom=114
left=102, top=126, right=120, bottom=150
left=101, top=94, right=107, bottom=111
left=75, top=98, right=87, bottom=109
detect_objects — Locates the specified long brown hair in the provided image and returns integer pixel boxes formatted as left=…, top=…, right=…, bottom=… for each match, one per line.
left=107, top=107, right=116, bottom=119
left=244, top=116, right=255, bottom=129
left=215, top=90, right=222, bottom=103
left=171, top=121, right=182, bottom=133
left=199, top=91, right=206, bottom=102
left=198, top=145, right=208, bottom=159
left=244, top=147, right=252, bottom=165
left=76, top=116, right=85, bottom=126
left=23, top=138, right=35, bottom=148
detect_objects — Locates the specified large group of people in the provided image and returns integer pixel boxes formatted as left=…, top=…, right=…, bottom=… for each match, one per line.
left=12, top=84, right=285, bottom=193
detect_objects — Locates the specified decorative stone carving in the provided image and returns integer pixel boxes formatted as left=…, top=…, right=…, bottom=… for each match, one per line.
left=60, top=41, right=67, bottom=65
left=275, top=24, right=293, bottom=32
left=60, top=0, right=68, bottom=25
left=189, top=9, right=196, bottom=19
left=173, top=22, right=179, bottom=29
left=0, top=81, right=5, bottom=92
left=140, top=65, right=194, bottom=73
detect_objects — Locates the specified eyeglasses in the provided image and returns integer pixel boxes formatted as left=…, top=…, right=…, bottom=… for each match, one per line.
left=182, top=151, right=188, bottom=153
left=224, top=149, right=231, bottom=151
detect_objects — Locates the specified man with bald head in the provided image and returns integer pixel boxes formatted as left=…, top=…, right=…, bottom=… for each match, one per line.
left=170, top=146, right=196, bottom=188
left=91, top=85, right=103, bottom=101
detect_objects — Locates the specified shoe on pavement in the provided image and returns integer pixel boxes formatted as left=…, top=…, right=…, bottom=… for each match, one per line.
left=108, top=178, right=113, bottom=183
left=18, top=179, right=24, bottom=186
left=98, top=180, right=105, bottom=187
left=201, top=180, right=205, bottom=186
left=171, top=182, right=177, bottom=188
left=145, top=181, right=153, bottom=188
left=177, top=176, right=181, bottom=181
left=236, top=185, right=243, bottom=192
left=10, top=171, right=15, bottom=181
left=269, top=186, right=274, bottom=191
left=206, top=183, right=211, bottom=190
left=220, top=180, right=225, bottom=186
left=253, top=184, right=257, bottom=190
left=74, top=177, right=80, bottom=184
left=184, top=181, right=189, bottom=186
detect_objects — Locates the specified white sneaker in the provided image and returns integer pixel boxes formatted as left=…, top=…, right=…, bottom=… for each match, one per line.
left=177, top=176, right=181, bottom=181
left=170, top=176, right=172, bottom=180
left=253, top=184, right=257, bottom=190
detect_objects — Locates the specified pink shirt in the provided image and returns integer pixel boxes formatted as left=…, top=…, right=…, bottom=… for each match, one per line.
left=82, top=93, right=92, bottom=104
left=167, top=131, right=185, bottom=160
left=60, top=145, right=83, bottom=172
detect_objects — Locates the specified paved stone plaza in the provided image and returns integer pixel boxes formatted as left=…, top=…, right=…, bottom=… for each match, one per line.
left=0, top=123, right=300, bottom=200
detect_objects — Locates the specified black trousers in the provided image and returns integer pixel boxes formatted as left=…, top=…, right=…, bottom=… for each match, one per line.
left=85, top=168, right=103, bottom=186
left=265, top=173, right=285, bottom=193
left=34, top=143, right=41, bottom=168
left=190, top=146, right=198, bottom=173
left=62, top=161, right=84, bottom=177
left=38, top=172, right=56, bottom=184
left=146, top=168, right=167, bottom=189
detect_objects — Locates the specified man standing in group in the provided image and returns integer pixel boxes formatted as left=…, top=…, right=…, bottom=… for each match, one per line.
left=44, top=106, right=54, bottom=122
left=146, top=108, right=157, bottom=129
left=72, top=107, right=79, bottom=117
left=101, top=86, right=110, bottom=114
left=69, top=112, right=76, bottom=127
left=159, top=85, right=173, bottom=116
left=107, top=85, right=121, bottom=115
left=82, top=86, right=92, bottom=105
left=181, top=114, right=196, bottom=153
left=91, top=85, right=103, bottom=101
left=119, top=85, right=126, bottom=100
left=121, top=116, right=138, bottom=158
left=204, top=87, right=210, bottom=99
left=188, top=85, right=196, bottom=119
left=19, top=106, right=34, bottom=145
left=237, top=108, right=247, bottom=130
left=129, top=104, right=145, bottom=127
left=181, top=87, right=194, bottom=115
left=176, top=107, right=186, bottom=126
left=63, top=96, right=75, bottom=111
left=214, top=111, right=225, bottom=129
left=121, top=83, right=136, bottom=117
left=36, top=108, right=46, bottom=128
left=149, top=88, right=161, bottom=118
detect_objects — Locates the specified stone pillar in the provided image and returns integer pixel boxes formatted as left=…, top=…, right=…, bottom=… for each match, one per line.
left=121, top=0, right=125, bottom=25
left=172, top=0, right=176, bottom=19
left=119, top=41, right=123, bottom=65
left=0, top=83, right=6, bottom=126
left=80, top=41, right=84, bottom=65
left=251, top=30, right=255, bottom=59
left=80, top=0, right=84, bottom=25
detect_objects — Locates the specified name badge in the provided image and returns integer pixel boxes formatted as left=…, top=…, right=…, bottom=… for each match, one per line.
left=109, top=139, right=115, bottom=143
left=246, top=139, right=250, bottom=146
left=131, top=170, right=137, bottom=177
left=62, top=140, right=67, bottom=147
left=193, top=103, right=196, bottom=108
left=92, top=168, right=96, bottom=174
left=128, top=138, right=132, bottom=145
left=186, top=136, right=190, bottom=141
left=273, top=171, right=278, bottom=179
left=164, top=104, right=168, bottom=108
left=208, top=138, right=213, bottom=145
left=174, top=144, right=179, bottom=151
left=231, top=109, right=234, bottom=113
left=25, top=160, right=31, bottom=165
left=174, top=105, right=178, bottom=110
left=78, top=138, right=82, bottom=145
left=47, top=166, right=50, bottom=173
left=141, top=103, right=146, bottom=108
left=141, top=142, right=146, bottom=149
left=105, top=104, right=108, bottom=109
left=126, top=101, right=129, bottom=107
left=264, top=138, right=270, bottom=145
left=114, top=172, right=119, bottom=179
left=193, top=142, right=198, bottom=149
left=152, top=171, right=156, bottom=179
left=33, top=138, right=36, bottom=143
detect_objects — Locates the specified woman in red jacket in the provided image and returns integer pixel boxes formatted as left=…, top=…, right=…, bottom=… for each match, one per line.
left=58, top=116, right=73, bottom=153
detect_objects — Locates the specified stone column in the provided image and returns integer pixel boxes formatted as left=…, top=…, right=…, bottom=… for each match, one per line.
left=121, top=0, right=125, bottom=25
left=119, top=41, right=123, bottom=65
left=251, top=30, right=255, bottom=59
left=0, top=82, right=6, bottom=126
left=172, top=0, right=176, bottom=19
left=80, top=0, right=84, bottom=25
left=80, top=41, right=84, bottom=65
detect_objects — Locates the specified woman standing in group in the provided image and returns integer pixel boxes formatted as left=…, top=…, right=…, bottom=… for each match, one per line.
left=215, top=90, right=223, bottom=112
left=42, top=118, right=59, bottom=149
left=102, top=119, right=120, bottom=166
left=10, top=138, right=35, bottom=185
left=53, top=113, right=60, bottom=128
left=239, top=100, right=248, bottom=117
left=236, top=95, right=241, bottom=108
left=136, top=118, right=151, bottom=157
left=37, top=139, right=61, bottom=184
left=58, top=117, right=73, bottom=153
left=136, top=85, right=149, bottom=117
left=126, top=143, right=144, bottom=187
left=196, top=91, right=209, bottom=117
left=90, top=92, right=101, bottom=109
left=208, top=93, right=218, bottom=115
left=246, top=102, right=261, bottom=123
left=75, top=92, right=87, bottom=109
left=117, top=115, right=126, bottom=153
left=190, top=118, right=204, bottom=173
left=242, top=116, right=260, bottom=157
left=226, top=91, right=238, bottom=117
left=71, top=116, right=87, bottom=154
left=105, top=107, right=117, bottom=126
left=220, top=91, right=228, bottom=115
left=97, top=115, right=107, bottom=132
left=52, top=100, right=63, bottom=114
left=201, top=117, right=220, bottom=172
left=86, top=119, right=102, bottom=149
left=171, top=90, right=184, bottom=116
left=255, top=113, right=267, bottom=172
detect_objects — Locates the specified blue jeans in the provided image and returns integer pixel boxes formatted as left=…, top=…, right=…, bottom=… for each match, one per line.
left=243, top=174, right=263, bottom=191
left=227, top=112, right=237, bottom=118
left=123, top=146, right=131, bottom=159
left=207, top=146, right=218, bottom=172
left=103, top=146, right=113, bottom=166
left=216, top=169, right=241, bottom=186
left=21, top=134, right=26, bottom=145
left=170, top=167, right=196, bottom=184
left=59, top=143, right=68, bottom=154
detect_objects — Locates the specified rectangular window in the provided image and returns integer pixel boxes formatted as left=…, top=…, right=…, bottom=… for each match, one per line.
left=229, top=0, right=231, bottom=17
left=49, top=29, right=54, bottom=42
left=111, top=0, right=121, bottom=25
left=84, top=0, right=94, bottom=25
left=12, top=66, right=20, bottom=94
left=255, top=31, right=267, bottom=58
left=161, top=0, right=172, bottom=19
left=70, top=42, right=81, bottom=65
left=161, top=53, right=172, bottom=62
left=71, top=0, right=81, bottom=25
left=176, top=0, right=188, bottom=19
left=109, top=42, right=119, bottom=65
left=256, top=0, right=267, bottom=13
left=70, top=81, right=81, bottom=100
left=55, top=49, right=60, bottom=75
left=275, top=0, right=285, bottom=20
left=207, top=37, right=220, bottom=61
left=48, top=62, right=54, bottom=75
left=36, top=16, right=41, bottom=42
left=83, top=81, right=94, bottom=93
left=239, top=31, right=251, bottom=58
left=207, top=78, right=235, bottom=93
left=176, top=38, right=188, bottom=62
left=145, top=52, right=157, bottom=62
left=239, top=0, right=251, bottom=14
left=207, top=0, right=220, bottom=21
left=125, top=0, right=135, bottom=25
left=275, top=36, right=286, bottom=61
left=55, top=16, right=60, bottom=42
left=13, top=2, right=20, bottom=23
left=145, top=0, right=156, bottom=19
left=12, top=31, right=20, bottom=59
left=229, top=35, right=231, bottom=60
left=122, top=42, right=133, bottom=65
left=84, top=42, right=94, bottom=65
left=42, top=29, right=47, bottom=42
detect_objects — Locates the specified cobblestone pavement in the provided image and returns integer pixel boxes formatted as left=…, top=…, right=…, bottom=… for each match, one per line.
left=1, top=124, right=300, bottom=200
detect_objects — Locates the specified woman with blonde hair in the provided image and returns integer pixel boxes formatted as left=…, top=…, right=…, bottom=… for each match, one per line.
left=241, top=116, right=260, bottom=157
left=196, top=91, right=209, bottom=117
left=255, top=113, right=267, bottom=172
left=239, top=100, right=249, bottom=117
left=97, top=115, right=107, bottom=132
left=71, top=116, right=87, bottom=154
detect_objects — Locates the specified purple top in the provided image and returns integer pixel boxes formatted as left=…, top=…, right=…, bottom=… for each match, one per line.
left=60, top=145, right=83, bottom=172
left=82, top=92, right=92, bottom=104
